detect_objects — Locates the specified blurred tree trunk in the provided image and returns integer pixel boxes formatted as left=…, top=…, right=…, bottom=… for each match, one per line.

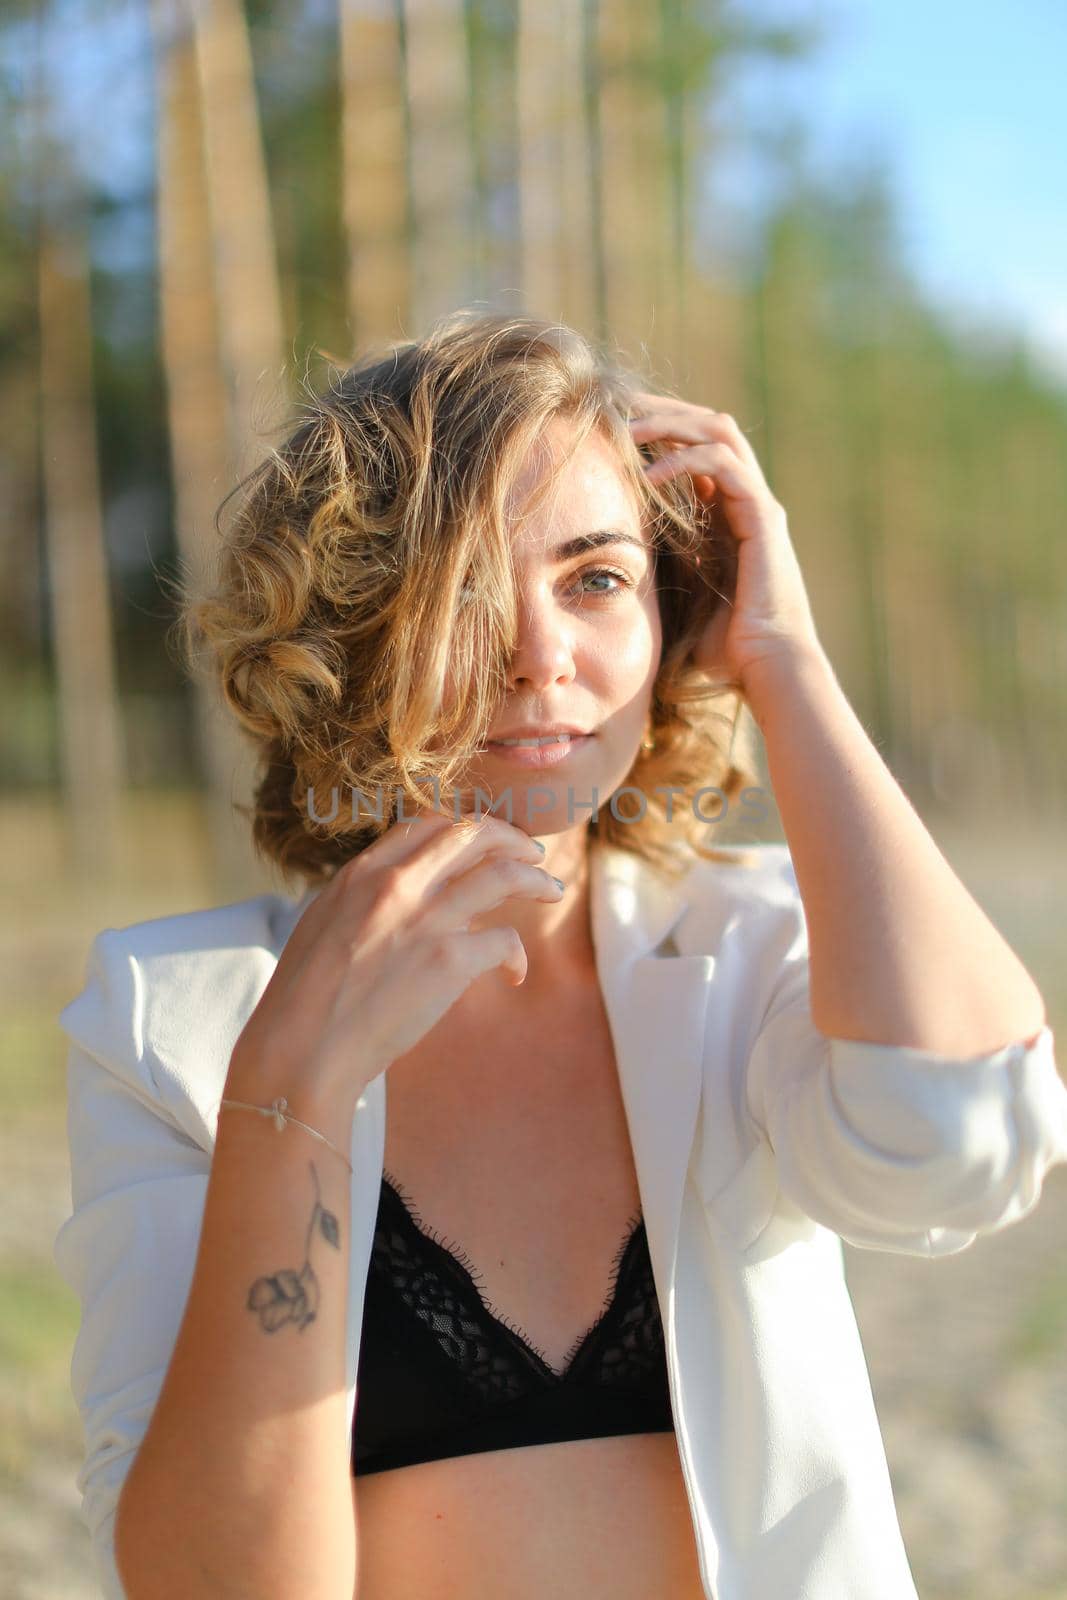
left=151, top=0, right=265, bottom=898
left=464, top=0, right=518, bottom=304
left=516, top=0, right=594, bottom=333
left=340, top=0, right=410, bottom=350
left=658, top=0, right=696, bottom=383
left=190, top=0, right=288, bottom=478
left=516, top=0, right=563, bottom=319
left=37, top=179, right=125, bottom=883
left=595, top=0, right=682, bottom=376
left=0, top=361, right=40, bottom=652
left=556, top=0, right=598, bottom=336
left=657, top=0, right=734, bottom=399
left=400, top=0, right=476, bottom=329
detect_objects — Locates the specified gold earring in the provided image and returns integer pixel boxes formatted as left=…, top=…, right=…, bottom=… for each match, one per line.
left=641, top=728, right=655, bottom=753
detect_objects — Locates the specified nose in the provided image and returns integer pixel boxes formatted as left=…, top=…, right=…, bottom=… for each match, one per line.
left=506, top=582, right=577, bottom=692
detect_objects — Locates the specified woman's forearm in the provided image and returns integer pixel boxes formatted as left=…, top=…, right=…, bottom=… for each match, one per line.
left=115, top=1076, right=357, bottom=1599
left=742, top=642, right=1046, bottom=1056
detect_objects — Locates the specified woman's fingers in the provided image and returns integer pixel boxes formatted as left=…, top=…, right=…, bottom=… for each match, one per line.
left=643, top=439, right=754, bottom=502
left=627, top=395, right=765, bottom=477
left=247, top=810, right=559, bottom=1101
left=382, top=810, right=547, bottom=905
left=284, top=811, right=543, bottom=957
left=424, top=853, right=563, bottom=933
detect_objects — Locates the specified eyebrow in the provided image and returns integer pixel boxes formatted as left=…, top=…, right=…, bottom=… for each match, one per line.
left=549, top=530, right=648, bottom=561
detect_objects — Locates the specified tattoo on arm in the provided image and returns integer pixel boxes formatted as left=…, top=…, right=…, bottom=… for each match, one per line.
left=245, top=1160, right=342, bottom=1334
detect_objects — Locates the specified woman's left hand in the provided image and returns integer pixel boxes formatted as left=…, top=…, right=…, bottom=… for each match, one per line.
left=627, top=393, right=822, bottom=690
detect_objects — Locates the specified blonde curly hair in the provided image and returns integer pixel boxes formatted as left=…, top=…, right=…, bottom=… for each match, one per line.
left=170, top=308, right=764, bottom=891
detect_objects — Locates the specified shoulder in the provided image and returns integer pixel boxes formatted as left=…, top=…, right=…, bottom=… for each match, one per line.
left=59, top=888, right=311, bottom=1140
left=684, top=841, right=799, bottom=905
left=669, top=841, right=805, bottom=959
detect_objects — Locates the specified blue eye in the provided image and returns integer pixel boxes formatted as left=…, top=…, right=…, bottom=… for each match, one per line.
left=579, top=567, right=633, bottom=596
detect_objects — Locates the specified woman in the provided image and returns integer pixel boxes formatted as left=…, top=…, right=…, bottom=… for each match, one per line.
left=55, top=310, right=1067, bottom=1600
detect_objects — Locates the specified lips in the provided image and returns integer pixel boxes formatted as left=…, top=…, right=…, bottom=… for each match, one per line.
left=480, top=732, right=593, bottom=766
left=492, top=732, right=579, bottom=747
left=488, top=727, right=588, bottom=742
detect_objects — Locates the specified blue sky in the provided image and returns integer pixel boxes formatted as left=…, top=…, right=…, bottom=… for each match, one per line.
left=715, top=0, right=1067, bottom=383
left=25, top=0, right=1067, bottom=387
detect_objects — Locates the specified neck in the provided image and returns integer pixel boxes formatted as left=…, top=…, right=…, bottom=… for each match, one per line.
left=467, top=826, right=598, bottom=993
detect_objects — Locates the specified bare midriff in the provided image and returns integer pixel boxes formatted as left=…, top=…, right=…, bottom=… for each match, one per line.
left=350, top=965, right=706, bottom=1599
left=353, top=1431, right=706, bottom=1598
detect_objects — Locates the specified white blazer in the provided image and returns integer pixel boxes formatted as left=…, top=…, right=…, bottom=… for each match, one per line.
left=54, top=839, right=1067, bottom=1600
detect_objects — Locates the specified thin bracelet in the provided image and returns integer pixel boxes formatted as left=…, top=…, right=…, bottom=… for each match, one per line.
left=218, top=1095, right=354, bottom=1174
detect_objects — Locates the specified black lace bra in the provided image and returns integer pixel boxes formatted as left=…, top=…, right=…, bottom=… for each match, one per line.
left=352, top=1170, right=675, bottom=1476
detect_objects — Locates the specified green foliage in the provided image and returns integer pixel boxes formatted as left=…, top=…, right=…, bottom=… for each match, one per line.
left=1006, top=1270, right=1067, bottom=1369
left=3, top=0, right=1065, bottom=816
left=0, top=1259, right=79, bottom=1378
left=0, top=1008, right=66, bottom=1116
left=248, top=0, right=348, bottom=354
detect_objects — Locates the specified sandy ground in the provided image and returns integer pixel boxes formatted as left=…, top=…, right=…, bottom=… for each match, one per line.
left=845, top=1170, right=1067, bottom=1599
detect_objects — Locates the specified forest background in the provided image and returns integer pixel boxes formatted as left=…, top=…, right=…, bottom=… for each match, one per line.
left=1, top=1, right=1065, bottom=1596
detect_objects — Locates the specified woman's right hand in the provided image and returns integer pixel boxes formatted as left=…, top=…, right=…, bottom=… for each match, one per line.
left=226, top=811, right=562, bottom=1119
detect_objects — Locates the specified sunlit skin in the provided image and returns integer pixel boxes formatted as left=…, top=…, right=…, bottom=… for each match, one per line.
left=418, top=417, right=665, bottom=995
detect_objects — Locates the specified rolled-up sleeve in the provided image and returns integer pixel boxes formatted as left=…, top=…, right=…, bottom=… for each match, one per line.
left=53, top=931, right=211, bottom=1600
left=743, top=941, right=1067, bottom=1258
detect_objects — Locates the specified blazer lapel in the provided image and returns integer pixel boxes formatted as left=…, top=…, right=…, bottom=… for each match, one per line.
left=589, top=844, right=714, bottom=1299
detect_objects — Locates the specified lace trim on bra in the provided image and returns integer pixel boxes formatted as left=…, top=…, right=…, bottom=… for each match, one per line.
left=379, top=1166, right=647, bottom=1381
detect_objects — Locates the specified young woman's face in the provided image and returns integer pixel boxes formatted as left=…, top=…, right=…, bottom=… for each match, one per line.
left=452, top=417, right=662, bottom=835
